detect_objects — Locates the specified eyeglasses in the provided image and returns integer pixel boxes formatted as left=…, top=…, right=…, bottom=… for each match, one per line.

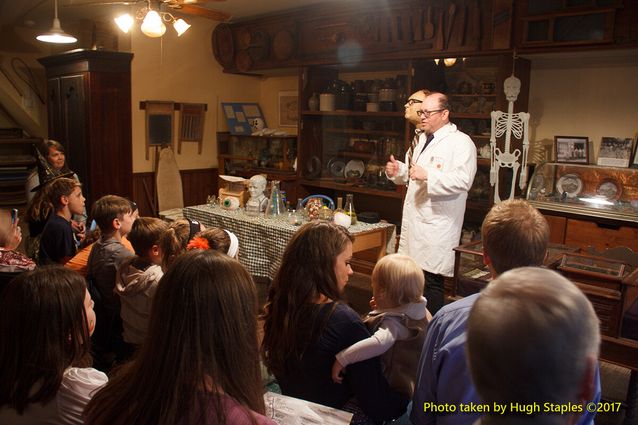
left=405, top=98, right=423, bottom=106
left=416, top=109, right=444, bottom=118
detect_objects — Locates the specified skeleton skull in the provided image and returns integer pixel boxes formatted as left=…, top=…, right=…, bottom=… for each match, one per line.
left=504, top=76, right=521, bottom=102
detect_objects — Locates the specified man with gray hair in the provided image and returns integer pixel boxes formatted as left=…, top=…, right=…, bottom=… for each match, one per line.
left=467, top=267, right=600, bottom=425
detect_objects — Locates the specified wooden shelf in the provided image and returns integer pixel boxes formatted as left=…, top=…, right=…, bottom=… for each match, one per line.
left=302, top=110, right=403, bottom=118
left=222, top=169, right=297, bottom=180
left=299, top=178, right=403, bottom=199
left=225, top=134, right=297, bottom=140
left=324, top=128, right=402, bottom=137
left=338, top=151, right=375, bottom=160
left=450, top=94, right=497, bottom=98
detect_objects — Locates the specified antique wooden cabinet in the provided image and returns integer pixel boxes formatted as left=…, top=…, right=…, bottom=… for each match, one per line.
left=38, top=50, right=133, bottom=207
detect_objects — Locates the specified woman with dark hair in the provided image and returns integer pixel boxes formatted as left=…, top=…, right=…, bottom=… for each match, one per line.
left=85, top=249, right=274, bottom=425
left=25, top=140, right=76, bottom=199
left=0, top=266, right=106, bottom=424
left=262, top=221, right=408, bottom=422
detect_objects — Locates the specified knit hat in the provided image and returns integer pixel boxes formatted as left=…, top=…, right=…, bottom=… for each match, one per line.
left=30, top=145, right=74, bottom=192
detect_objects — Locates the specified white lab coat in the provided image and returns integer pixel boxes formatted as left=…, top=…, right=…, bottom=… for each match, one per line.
left=388, top=123, right=477, bottom=276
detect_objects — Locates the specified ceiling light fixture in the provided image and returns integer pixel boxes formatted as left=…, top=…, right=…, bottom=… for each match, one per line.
left=115, top=0, right=191, bottom=38
left=37, top=0, right=77, bottom=44
left=433, top=58, right=458, bottom=67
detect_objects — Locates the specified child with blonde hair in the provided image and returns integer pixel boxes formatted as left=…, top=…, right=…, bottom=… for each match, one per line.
left=332, top=253, right=430, bottom=398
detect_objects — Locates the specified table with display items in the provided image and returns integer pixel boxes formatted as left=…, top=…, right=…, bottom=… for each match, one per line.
left=183, top=204, right=395, bottom=280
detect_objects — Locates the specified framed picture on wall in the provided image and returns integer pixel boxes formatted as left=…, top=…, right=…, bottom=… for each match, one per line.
left=631, top=137, right=638, bottom=168
left=554, top=136, right=589, bottom=164
left=278, top=91, right=298, bottom=127
left=597, top=137, right=634, bottom=168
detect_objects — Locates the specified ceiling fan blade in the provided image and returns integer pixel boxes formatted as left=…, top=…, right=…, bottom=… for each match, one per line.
left=175, top=4, right=231, bottom=22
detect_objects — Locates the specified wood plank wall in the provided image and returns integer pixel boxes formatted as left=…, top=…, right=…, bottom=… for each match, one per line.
left=132, top=168, right=219, bottom=217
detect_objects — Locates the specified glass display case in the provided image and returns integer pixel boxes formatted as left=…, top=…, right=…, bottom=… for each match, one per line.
left=526, top=162, right=638, bottom=224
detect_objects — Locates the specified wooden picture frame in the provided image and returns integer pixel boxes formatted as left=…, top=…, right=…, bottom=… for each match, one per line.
left=631, top=137, right=638, bottom=169
left=554, top=136, right=589, bottom=164
left=278, top=91, right=298, bottom=127
left=597, top=137, right=634, bottom=168
left=144, top=101, right=174, bottom=160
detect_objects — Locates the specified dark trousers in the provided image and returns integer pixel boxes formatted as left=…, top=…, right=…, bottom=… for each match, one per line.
left=424, top=271, right=445, bottom=316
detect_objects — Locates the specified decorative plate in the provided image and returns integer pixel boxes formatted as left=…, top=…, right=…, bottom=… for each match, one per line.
left=596, top=178, right=622, bottom=201
left=556, top=173, right=583, bottom=198
left=344, top=160, right=365, bottom=178
left=327, top=157, right=346, bottom=178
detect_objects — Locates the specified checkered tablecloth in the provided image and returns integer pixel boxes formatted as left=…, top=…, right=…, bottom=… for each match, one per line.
left=184, top=204, right=395, bottom=279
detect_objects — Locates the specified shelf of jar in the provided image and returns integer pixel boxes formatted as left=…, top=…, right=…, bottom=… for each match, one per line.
left=302, top=110, right=404, bottom=118
left=222, top=168, right=297, bottom=180
left=299, top=178, right=403, bottom=199
left=323, top=128, right=403, bottom=137
left=450, top=94, right=497, bottom=98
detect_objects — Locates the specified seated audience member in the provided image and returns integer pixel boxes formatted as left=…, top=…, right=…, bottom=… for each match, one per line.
left=262, top=221, right=408, bottom=422
left=87, top=195, right=135, bottom=370
left=158, top=217, right=202, bottom=271
left=85, top=250, right=275, bottom=425
left=467, top=267, right=600, bottom=425
left=411, top=199, right=600, bottom=425
left=24, top=182, right=53, bottom=260
left=38, top=177, right=85, bottom=265
left=0, top=209, right=35, bottom=293
left=187, top=226, right=240, bottom=259
left=0, top=266, right=107, bottom=424
left=65, top=201, right=138, bottom=277
left=332, top=254, right=430, bottom=398
left=115, top=217, right=168, bottom=351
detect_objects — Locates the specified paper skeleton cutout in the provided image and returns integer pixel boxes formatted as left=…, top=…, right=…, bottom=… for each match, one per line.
left=490, top=75, right=530, bottom=203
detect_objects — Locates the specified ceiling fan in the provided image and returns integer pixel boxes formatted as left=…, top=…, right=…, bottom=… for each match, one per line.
left=65, top=0, right=232, bottom=23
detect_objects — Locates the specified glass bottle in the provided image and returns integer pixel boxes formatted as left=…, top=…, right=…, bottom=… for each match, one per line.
left=333, top=197, right=351, bottom=228
left=308, top=93, right=319, bottom=111
left=344, top=193, right=358, bottom=225
left=292, top=198, right=305, bottom=220
left=265, top=180, right=286, bottom=218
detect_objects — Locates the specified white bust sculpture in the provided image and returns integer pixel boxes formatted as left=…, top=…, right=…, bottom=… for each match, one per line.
left=245, top=174, right=268, bottom=214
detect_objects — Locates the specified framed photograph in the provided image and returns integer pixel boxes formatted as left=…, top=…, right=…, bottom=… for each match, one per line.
left=597, top=137, right=634, bottom=167
left=631, top=137, right=638, bottom=168
left=221, top=102, right=266, bottom=136
left=278, top=91, right=298, bottom=127
left=554, top=136, right=589, bottom=164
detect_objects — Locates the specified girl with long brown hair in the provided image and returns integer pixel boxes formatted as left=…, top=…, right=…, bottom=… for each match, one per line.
left=85, top=249, right=274, bottom=425
left=262, top=221, right=407, bottom=422
left=0, top=266, right=106, bottom=424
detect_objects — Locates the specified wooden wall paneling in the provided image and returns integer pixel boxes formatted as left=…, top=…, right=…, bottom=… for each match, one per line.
left=564, top=219, right=638, bottom=252
left=543, top=213, right=567, bottom=244
left=133, top=168, right=219, bottom=217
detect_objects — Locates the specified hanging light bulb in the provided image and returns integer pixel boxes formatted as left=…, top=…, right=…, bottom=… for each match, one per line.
left=443, top=58, right=457, bottom=67
left=114, top=13, right=134, bottom=34
left=173, top=18, right=191, bottom=36
left=141, top=10, right=166, bottom=38
left=37, top=0, right=77, bottom=44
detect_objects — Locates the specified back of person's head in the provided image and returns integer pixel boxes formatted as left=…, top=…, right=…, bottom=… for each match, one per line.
left=159, top=218, right=201, bottom=270
left=467, top=267, right=600, bottom=421
left=47, top=177, right=80, bottom=210
left=0, top=209, right=15, bottom=248
left=481, top=199, right=549, bottom=275
left=372, top=253, right=424, bottom=307
left=0, top=266, right=91, bottom=413
left=127, top=217, right=167, bottom=257
left=25, top=182, right=54, bottom=224
left=85, top=249, right=264, bottom=425
left=187, top=227, right=239, bottom=258
left=91, top=195, right=132, bottom=234
left=262, top=221, right=353, bottom=376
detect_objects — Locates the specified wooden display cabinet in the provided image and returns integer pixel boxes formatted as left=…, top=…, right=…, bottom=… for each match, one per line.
left=216, top=132, right=299, bottom=202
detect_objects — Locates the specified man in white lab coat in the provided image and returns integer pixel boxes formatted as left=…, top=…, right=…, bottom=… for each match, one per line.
left=386, top=92, right=476, bottom=314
